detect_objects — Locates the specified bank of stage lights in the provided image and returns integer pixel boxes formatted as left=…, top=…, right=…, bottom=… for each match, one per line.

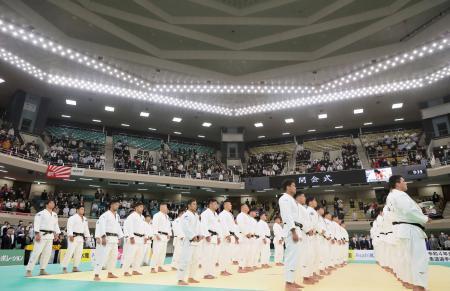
left=1, top=18, right=450, bottom=116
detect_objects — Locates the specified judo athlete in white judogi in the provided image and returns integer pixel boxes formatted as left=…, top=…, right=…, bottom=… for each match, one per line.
left=305, top=197, right=323, bottom=282
left=323, top=212, right=337, bottom=272
left=150, top=202, right=172, bottom=273
left=122, top=202, right=146, bottom=276
left=201, top=198, right=221, bottom=279
left=93, top=199, right=124, bottom=281
left=278, top=179, right=304, bottom=291
left=236, top=203, right=253, bottom=273
left=142, top=215, right=153, bottom=266
left=256, top=212, right=271, bottom=268
left=386, top=175, right=430, bottom=291
left=218, top=200, right=238, bottom=276
left=316, top=206, right=331, bottom=275
left=177, top=199, right=203, bottom=286
left=171, top=209, right=185, bottom=270
left=61, top=205, right=90, bottom=273
left=294, top=193, right=314, bottom=286
left=273, top=216, right=284, bottom=266
left=248, top=209, right=259, bottom=269
left=26, top=199, right=61, bottom=277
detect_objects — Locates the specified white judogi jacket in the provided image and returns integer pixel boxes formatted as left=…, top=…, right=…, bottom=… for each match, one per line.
left=34, top=209, right=61, bottom=236
left=306, top=206, right=319, bottom=235
left=387, top=189, right=428, bottom=239
left=172, top=217, right=185, bottom=239
left=181, top=210, right=202, bottom=245
left=201, top=208, right=221, bottom=244
left=257, top=220, right=271, bottom=241
left=279, top=193, right=301, bottom=237
left=152, top=211, right=172, bottom=240
left=67, top=214, right=90, bottom=240
left=236, top=212, right=253, bottom=239
left=317, top=216, right=329, bottom=239
left=145, top=221, right=153, bottom=242
left=123, top=211, right=146, bottom=239
left=273, top=222, right=284, bottom=242
left=219, top=210, right=238, bottom=241
left=297, top=203, right=311, bottom=237
left=95, top=210, right=123, bottom=242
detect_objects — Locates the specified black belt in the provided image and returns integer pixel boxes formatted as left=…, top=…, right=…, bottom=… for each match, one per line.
left=73, top=232, right=84, bottom=237
left=106, top=232, right=118, bottom=237
left=393, top=221, right=425, bottom=231
left=39, top=230, right=54, bottom=234
left=265, top=235, right=271, bottom=239
left=254, top=235, right=260, bottom=238
left=385, top=231, right=393, bottom=234
left=158, top=231, right=169, bottom=235
left=208, top=230, right=218, bottom=236
left=294, top=222, right=303, bottom=229
left=229, top=231, right=235, bottom=236
left=133, top=233, right=145, bottom=237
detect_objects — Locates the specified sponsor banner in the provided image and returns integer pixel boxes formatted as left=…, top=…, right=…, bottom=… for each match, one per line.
left=25, top=244, right=61, bottom=251
left=348, top=250, right=376, bottom=261
left=70, top=168, right=85, bottom=176
left=428, top=250, right=450, bottom=263
left=392, top=164, right=427, bottom=180
left=59, top=249, right=92, bottom=263
left=0, top=249, right=25, bottom=266
left=269, top=170, right=366, bottom=188
left=46, top=165, right=71, bottom=179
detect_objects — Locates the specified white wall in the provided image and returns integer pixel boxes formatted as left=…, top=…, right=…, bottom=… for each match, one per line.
left=415, top=186, right=443, bottom=198
left=0, top=178, right=14, bottom=188
left=30, top=183, right=55, bottom=197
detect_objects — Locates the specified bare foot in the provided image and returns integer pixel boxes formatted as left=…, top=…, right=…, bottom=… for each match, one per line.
left=124, top=272, right=132, bottom=277
left=72, top=267, right=80, bottom=272
left=39, top=270, right=49, bottom=276
left=238, top=268, right=247, bottom=273
left=158, top=267, right=167, bottom=272
left=132, top=271, right=143, bottom=275
left=178, top=280, right=188, bottom=286
left=285, top=282, right=301, bottom=290
left=220, top=271, right=231, bottom=276
left=188, top=278, right=199, bottom=283
left=151, top=268, right=157, bottom=273
left=93, top=275, right=100, bottom=281
left=204, top=275, right=216, bottom=279
left=292, top=282, right=304, bottom=288
left=62, top=268, right=68, bottom=274
left=172, top=267, right=177, bottom=271
left=107, top=273, right=118, bottom=278
left=303, top=277, right=315, bottom=285
left=25, top=271, right=32, bottom=277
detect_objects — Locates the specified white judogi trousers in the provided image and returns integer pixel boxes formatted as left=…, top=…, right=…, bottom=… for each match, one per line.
left=259, top=238, right=270, bottom=265
left=93, top=237, right=119, bottom=275
left=122, top=237, right=144, bottom=273
left=219, top=237, right=235, bottom=272
left=26, top=234, right=54, bottom=271
left=61, top=236, right=84, bottom=268
left=172, top=237, right=183, bottom=268
left=274, top=238, right=284, bottom=264
left=177, top=240, right=200, bottom=281
left=202, top=240, right=219, bottom=276
left=250, top=237, right=259, bottom=267
left=142, top=242, right=152, bottom=265
left=238, top=236, right=251, bottom=268
left=284, top=232, right=300, bottom=283
left=399, top=236, right=429, bottom=288
left=150, top=237, right=169, bottom=269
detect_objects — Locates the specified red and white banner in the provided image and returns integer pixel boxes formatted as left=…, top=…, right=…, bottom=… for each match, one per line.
left=46, top=165, right=71, bottom=179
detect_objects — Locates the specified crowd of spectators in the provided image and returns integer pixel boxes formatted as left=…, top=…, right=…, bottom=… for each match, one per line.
left=0, top=184, right=32, bottom=213
left=349, top=234, right=373, bottom=250
left=427, top=233, right=450, bottom=250
left=39, top=190, right=86, bottom=217
left=113, top=140, right=156, bottom=172
left=364, top=132, right=427, bottom=168
left=244, top=152, right=289, bottom=177
left=43, top=134, right=105, bottom=170
left=295, top=144, right=361, bottom=174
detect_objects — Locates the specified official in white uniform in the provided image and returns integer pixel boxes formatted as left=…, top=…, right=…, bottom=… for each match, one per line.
left=93, top=199, right=123, bottom=281
left=278, top=179, right=304, bottom=291
left=387, top=175, right=430, bottom=291
left=171, top=209, right=185, bottom=270
left=142, top=215, right=153, bottom=266
left=256, top=212, right=271, bottom=268
left=201, top=198, right=221, bottom=279
left=294, top=192, right=313, bottom=285
left=122, top=202, right=146, bottom=276
left=218, top=200, right=238, bottom=276
left=305, top=197, right=322, bottom=283
left=177, top=199, right=203, bottom=286
left=236, top=203, right=253, bottom=273
left=25, top=199, right=60, bottom=277
left=61, top=205, right=90, bottom=273
left=273, top=216, right=284, bottom=266
left=248, top=208, right=259, bottom=269
left=150, top=202, right=172, bottom=273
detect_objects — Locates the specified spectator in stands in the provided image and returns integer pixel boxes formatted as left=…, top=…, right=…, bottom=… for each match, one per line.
left=439, top=232, right=448, bottom=249
left=444, top=236, right=450, bottom=250
left=432, top=192, right=440, bottom=204
left=1, top=227, right=16, bottom=249
left=429, top=234, right=441, bottom=250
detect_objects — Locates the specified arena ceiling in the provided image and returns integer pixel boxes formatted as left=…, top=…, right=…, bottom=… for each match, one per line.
left=0, top=0, right=450, bottom=141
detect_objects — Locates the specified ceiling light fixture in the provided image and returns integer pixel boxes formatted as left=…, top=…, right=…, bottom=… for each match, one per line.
left=172, top=117, right=182, bottom=122
left=282, top=132, right=290, bottom=135
left=173, top=131, right=181, bottom=135
left=318, top=113, right=327, bottom=119
left=364, top=122, right=373, bottom=126
left=257, top=135, right=265, bottom=138
left=202, top=122, right=212, bottom=127
left=140, top=111, right=150, bottom=117
left=61, top=114, right=71, bottom=118
left=0, top=78, right=4, bottom=83
left=3, top=176, right=15, bottom=180
left=121, top=123, right=130, bottom=127
left=65, top=99, right=76, bottom=106
left=254, top=122, right=263, bottom=127
left=394, top=118, right=404, bottom=121
left=392, top=103, right=403, bottom=109
left=198, top=135, right=205, bottom=138
left=353, top=108, right=364, bottom=114
left=285, top=118, right=294, bottom=123
left=148, top=127, right=157, bottom=131
left=105, top=106, right=115, bottom=112
left=92, top=119, right=101, bottom=123
left=307, top=129, right=316, bottom=132
left=335, top=125, right=343, bottom=129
